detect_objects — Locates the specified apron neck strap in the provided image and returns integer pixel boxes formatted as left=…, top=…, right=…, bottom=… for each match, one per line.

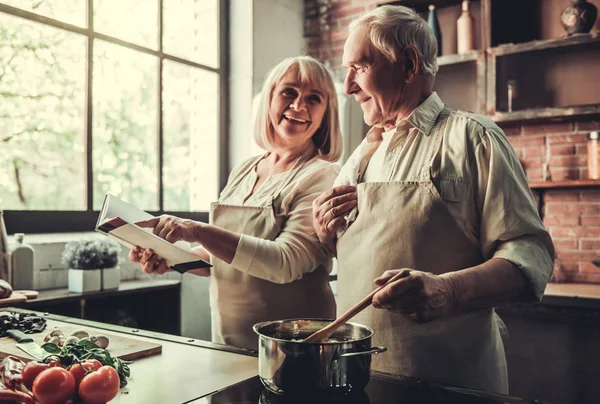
left=271, top=148, right=314, bottom=200
left=224, top=153, right=269, bottom=194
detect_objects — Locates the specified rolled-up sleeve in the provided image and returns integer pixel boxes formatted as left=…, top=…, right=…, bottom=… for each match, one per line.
left=230, top=163, right=340, bottom=284
left=475, top=126, right=555, bottom=300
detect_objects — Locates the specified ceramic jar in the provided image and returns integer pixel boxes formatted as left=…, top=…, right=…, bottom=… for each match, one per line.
left=560, top=0, right=598, bottom=35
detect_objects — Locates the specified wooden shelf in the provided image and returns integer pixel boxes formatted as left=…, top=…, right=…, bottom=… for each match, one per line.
left=438, top=50, right=483, bottom=66
left=489, top=32, right=600, bottom=57
left=382, top=0, right=468, bottom=10
left=529, top=179, right=600, bottom=190
left=491, top=104, right=600, bottom=123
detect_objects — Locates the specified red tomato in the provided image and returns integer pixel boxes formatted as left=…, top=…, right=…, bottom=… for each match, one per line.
left=69, top=360, right=103, bottom=388
left=47, top=359, right=62, bottom=367
left=22, top=361, right=50, bottom=390
left=32, top=367, right=76, bottom=404
left=78, top=366, right=120, bottom=404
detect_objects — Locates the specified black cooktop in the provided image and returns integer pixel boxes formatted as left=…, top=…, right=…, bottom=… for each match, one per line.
left=204, top=373, right=544, bottom=404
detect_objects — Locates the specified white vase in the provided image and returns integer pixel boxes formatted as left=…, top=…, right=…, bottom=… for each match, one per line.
left=101, top=266, right=120, bottom=290
left=68, top=268, right=101, bottom=293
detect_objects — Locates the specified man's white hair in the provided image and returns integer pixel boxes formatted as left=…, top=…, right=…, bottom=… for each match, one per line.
left=349, top=5, right=439, bottom=77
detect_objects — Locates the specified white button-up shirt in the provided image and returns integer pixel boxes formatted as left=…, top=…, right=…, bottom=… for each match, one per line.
left=335, top=92, right=555, bottom=299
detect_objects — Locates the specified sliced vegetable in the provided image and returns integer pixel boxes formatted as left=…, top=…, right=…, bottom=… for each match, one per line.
left=32, top=367, right=75, bottom=404
left=78, top=366, right=120, bottom=404
left=0, top=355, right=25, bottom=389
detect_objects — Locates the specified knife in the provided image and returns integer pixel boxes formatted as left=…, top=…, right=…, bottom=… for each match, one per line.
left=6, top=329, right=50, bottom=360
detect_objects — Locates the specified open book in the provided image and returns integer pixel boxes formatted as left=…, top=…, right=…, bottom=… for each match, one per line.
left=96, top=194, right=211, bottom=274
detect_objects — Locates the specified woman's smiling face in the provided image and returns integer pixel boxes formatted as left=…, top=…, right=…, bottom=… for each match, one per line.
left=268, top=70, right=328, bottom=149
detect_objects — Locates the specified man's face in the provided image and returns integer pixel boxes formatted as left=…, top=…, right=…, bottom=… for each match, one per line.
left=342, top=25, right=406, bottom=128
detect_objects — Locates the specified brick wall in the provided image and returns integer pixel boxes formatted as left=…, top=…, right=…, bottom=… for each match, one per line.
left=305, top=0, right=381, bottom=80
left=501, top=118, right=600, bottom=284
left=304, top=0, right=600, bottom=284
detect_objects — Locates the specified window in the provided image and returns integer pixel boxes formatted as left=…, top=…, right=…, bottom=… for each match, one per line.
left=0, top=0, right=228, bottom=233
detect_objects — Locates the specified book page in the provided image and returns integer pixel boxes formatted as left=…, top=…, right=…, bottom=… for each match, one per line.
left=102, top=194, right=154, bottom=224
left=97, top=194, right=192, bottom=251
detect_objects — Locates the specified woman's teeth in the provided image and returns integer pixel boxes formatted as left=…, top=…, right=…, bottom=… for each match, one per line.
left=284, top=115, right=308, bottom=123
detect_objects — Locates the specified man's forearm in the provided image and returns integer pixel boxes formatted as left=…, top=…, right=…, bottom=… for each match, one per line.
left=441, top=258, right=531, bottom=312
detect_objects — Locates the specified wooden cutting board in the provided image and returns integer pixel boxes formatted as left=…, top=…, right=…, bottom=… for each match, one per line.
left=0, top=292, right=28, bottom=306
left=0, top=319, right=161, bottom=362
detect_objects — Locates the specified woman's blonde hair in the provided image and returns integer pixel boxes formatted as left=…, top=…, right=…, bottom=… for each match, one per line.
left=253, top=56, right=342, bottom=162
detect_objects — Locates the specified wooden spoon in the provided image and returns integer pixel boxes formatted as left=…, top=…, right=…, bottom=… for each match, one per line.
left=303, top=270, right=410, bottom=343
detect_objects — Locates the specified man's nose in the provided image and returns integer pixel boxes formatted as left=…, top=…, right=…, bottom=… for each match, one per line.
left=344, top=70, right=358, bottom=95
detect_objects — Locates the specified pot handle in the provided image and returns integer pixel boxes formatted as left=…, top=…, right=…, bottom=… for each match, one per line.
left=338, top=346, right=387, bottom=358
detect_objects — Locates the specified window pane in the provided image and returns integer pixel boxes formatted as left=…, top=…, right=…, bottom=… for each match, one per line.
left=163, top=60, right=219, bottom=211
left=93, top=0, right=158, bottom=49
left=93, top=40, right=158, bottom=210
left=1, top=0, right=87, bottom=27
left=163, top=0, right=218, bottom=68
left=0, top=14, right=86, bottom=210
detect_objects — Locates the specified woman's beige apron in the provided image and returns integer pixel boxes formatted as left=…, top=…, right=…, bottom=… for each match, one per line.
left=336, top=108, right=508, bottom=393
left=209, top=154, right=336, bottom=350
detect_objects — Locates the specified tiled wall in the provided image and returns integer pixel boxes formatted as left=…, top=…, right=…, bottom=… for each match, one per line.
left=304, top=0, right=600, bottom=284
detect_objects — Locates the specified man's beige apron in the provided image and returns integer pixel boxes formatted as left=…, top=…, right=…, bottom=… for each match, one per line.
left=209, top=154, right=336, bottom=350
left=336, top=107, right=508, bottom=393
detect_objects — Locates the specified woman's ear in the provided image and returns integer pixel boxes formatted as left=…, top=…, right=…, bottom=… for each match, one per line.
left=402, top=45, right=420, bottom=83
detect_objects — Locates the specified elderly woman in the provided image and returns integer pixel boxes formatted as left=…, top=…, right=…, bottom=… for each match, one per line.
left=130, top=56, right=342, bottom=350
left=312, top=6, right=554, bottom=394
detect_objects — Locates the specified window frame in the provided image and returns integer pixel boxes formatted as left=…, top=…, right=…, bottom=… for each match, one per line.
left=0, top=0, right=229, bottom=234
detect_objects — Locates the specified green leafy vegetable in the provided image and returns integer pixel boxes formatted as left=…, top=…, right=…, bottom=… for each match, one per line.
left=41, top=340, right=132, bottom=387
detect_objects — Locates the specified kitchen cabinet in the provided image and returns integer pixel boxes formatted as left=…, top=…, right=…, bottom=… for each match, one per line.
left=3, top=279, right=181, bottom=335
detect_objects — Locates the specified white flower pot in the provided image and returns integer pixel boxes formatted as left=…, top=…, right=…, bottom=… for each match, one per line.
left=101, top=266, right=120, bottom=290
left=68, top=268, right=101, bottom=293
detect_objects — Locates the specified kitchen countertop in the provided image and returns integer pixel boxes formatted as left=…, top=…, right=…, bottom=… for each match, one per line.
left=6, top=309, right=548, bottom=404
left=542, top=282, right=600, bottom=308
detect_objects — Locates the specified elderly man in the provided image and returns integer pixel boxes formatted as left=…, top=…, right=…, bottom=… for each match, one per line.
left=312, top=5, right=555, bottom=394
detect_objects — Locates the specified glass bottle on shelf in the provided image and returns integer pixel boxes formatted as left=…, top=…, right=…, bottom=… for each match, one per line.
left=457, top=0, right=475, bottom=54
left=588, top=131, right=599, bottom=180
left=507, top=79, right=518, bottom=112
left=428, top=5, right=442, bottom=56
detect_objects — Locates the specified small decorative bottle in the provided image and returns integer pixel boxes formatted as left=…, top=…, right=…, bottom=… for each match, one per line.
left=588, top=131, right=599, bottom=180
left=428, top=5, right=442, bottom=56
left=10, top=233, right=35, bottom=290
left=457, top=0, right=475, bottom=54
left=0, top=212, right=9, bottom=282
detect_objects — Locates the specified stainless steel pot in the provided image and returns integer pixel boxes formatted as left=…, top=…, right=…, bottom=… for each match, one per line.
left=253, top=319, right=386, bottom=396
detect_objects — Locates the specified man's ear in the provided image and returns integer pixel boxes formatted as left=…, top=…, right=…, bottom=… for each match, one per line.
left=403, top=45, right=420, bottom=83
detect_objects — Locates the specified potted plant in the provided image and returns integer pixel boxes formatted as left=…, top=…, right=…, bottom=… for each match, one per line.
left=62, top=237, right=120, bottom=293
